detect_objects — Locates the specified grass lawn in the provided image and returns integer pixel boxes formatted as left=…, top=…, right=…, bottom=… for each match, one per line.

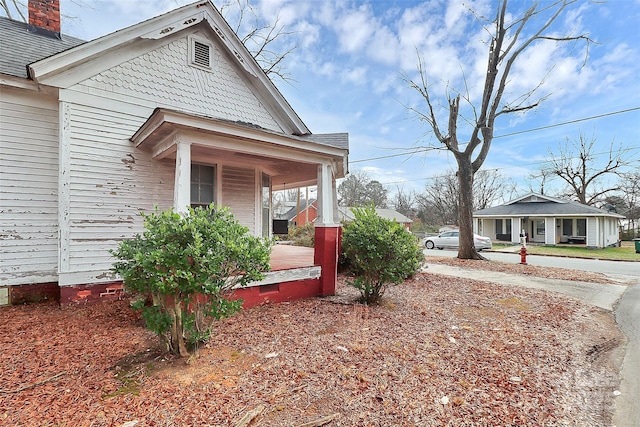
left=520, top=241, right=640, bottom=261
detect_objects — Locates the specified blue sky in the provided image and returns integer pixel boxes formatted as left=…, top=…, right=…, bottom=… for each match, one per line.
left=7, top=0, right=639, bottom=201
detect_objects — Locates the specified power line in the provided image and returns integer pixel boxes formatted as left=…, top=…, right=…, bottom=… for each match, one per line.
left=494, top=107, right=640, bottom=139
left=350, top=106, right=640, bottom=164
left=368, top=146, right=640, bottom=188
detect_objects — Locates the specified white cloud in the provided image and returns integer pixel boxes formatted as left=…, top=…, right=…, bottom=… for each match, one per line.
left=333, top=4, right=378, bottom=53
left=342, top=66, right=368, bottom=85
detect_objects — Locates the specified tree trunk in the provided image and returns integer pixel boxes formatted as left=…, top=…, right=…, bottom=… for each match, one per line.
left=456, top=157, right=483, bottom=260
left=173, top=300, right=190, bottom=358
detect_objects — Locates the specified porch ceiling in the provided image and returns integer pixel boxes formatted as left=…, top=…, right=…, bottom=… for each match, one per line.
left=131, top=108, right=348, bottom=187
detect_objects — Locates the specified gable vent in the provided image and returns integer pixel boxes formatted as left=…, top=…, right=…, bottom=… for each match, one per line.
left=193, top=40, right=210, bottom=67
left=189, top=36, right=212, bottom=71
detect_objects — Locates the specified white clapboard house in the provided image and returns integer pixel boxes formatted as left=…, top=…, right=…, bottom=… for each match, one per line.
left=473, top=193, right=623, bottom=248
left=0, top=0, right=348, bottom=305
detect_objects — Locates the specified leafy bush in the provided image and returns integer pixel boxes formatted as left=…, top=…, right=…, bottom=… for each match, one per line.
left=111, top=205, right=272, bottom=357
left=342, top=205, right=423, bottom=304
left=288, top=222, right=315, bottom=247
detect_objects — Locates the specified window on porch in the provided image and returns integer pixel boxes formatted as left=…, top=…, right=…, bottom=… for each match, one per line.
left=577, top=218, right=586, bottom=236
left=191, top=164, right=216, bottom=208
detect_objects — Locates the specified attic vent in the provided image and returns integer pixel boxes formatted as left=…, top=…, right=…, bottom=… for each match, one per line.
left=193, top=41, right=210, bottom=67
left=189, top=36, right=212, bottom=71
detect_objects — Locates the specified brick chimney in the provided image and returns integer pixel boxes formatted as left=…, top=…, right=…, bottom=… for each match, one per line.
left=28, top=0, right=61, bottom=38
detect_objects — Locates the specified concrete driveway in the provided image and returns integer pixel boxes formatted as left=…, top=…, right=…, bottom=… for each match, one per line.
left=424, top=250, right=640, bottom=427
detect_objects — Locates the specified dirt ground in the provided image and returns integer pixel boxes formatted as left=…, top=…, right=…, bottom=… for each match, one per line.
left=0, top=264, right=626, bottom=426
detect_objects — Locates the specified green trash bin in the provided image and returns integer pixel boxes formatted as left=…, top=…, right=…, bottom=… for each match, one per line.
left=634, top=238, right=640, bottom=254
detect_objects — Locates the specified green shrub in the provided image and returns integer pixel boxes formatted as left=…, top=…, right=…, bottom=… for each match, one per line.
left=111, top=205, right=272, bottom=357
left=288, top=222, right=315, bottom=247
left=342, top=205, right=423, bottom=304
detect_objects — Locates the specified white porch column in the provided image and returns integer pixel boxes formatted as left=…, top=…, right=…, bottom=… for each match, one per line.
left=512, top=217, right=522, bottom=243
left=316, top=163, right=338, bottom=225
left=174, top=141, right=192, bottom=213
left=545, top=217, right=556, bottom=245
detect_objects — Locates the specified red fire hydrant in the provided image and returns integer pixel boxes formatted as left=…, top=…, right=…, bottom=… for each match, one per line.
left=520, top=245, right=527, bottom=265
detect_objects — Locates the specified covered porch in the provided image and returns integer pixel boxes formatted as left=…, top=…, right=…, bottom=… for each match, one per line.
left=131, top=108, right=348, bottom=308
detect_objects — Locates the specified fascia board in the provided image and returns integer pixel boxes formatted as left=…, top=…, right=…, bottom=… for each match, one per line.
left=507, top=192, right=565, bottom=205
left=27, top=0, right=310, bottom=136
left=133, top=109, right=345, bottom=159
left=29, top=2, right=210, bottom=83
left=0, top=73, right=39, bottom=90
left=474, top=212, right=625, bottom=219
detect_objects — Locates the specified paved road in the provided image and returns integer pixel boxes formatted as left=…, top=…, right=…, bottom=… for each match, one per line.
left=423, top=250, right=640, bottom=427
left=424, top=248, right=640, bottom=277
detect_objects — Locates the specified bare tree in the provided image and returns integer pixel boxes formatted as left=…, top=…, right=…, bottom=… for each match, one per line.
left=391, top=186, right=416, bottom=219
left=1, top=0, right=26, bottom=21
left=541, top=132, right=632, bottom=205
left=405, top=0, right=592, bottom=259
left=619, top=171, right=640, bottom=238
left=416, top=170, right=513, bottom=227
left=219, top=0, right=297, bottom=83
left=416, top=173, right=460, bottom=227
left=338, top=170, right=388, bottom=208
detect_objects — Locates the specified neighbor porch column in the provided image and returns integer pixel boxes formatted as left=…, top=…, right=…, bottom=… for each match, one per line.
left=314, top=162, right=340, bottom=296
left=174, top=141, right=191, bottom=213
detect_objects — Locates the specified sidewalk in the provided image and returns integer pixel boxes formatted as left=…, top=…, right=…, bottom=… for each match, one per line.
left=424, top=263, right=626, bottom=310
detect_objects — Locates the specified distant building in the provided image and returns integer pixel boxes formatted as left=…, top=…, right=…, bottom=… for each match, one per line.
left=473, top=193, right=623, bottom=248
left=282, top=199, right=318, bottom=227
left=338, top=207, right=413, bottom=231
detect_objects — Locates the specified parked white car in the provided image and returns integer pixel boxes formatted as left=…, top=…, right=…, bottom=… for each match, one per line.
left=424, top=231, right=492, bottom=251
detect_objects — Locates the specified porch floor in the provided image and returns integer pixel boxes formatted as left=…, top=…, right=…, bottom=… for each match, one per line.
left=270, top=244, right=315, bottom=271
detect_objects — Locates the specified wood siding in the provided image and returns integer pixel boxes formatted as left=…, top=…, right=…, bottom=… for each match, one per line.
left=58, top=99, right=174, bottom=286
left=4, top=26, right=286, bottom=287
left=0, top=88, right=59, bottom=285
left=221, top=165, right=256, bottom=235
left=75, top=34, right=282, bottom=132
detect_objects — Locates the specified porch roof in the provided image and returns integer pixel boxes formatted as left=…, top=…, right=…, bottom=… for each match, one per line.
left=131, top=108, right=348, bottom=187
left=474, top=200, right=625, bottom=219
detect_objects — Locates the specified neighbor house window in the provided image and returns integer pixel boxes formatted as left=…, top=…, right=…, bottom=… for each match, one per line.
left=563, top=218, right=573, bottom=236
left=577, top=218, right=586, bottom=236
left=495, top=219, right=503, bottom=233
left=191, top=164, right=216, bottom=208
left=506, top=219, right=512, bottom=234
left=536, top=220, right=545, bottom=235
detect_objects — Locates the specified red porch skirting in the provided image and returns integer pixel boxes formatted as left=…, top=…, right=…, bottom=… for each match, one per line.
left=229, top=278, right=321, bottom=308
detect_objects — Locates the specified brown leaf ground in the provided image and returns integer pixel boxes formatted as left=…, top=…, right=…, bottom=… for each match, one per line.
left=0, top=270, right=625, bottom=426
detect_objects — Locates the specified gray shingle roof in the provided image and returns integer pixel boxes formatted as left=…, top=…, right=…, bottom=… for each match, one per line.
left=338, top=206, right=413, bottom=223
left=0, top=16, right=85, bottom=79
left=300, top=133, right=349, bottom=150
left=474, top=199, right=623, bottom=218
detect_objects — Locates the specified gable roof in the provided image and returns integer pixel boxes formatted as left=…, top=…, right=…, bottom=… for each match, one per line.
left=282, top=199, right=317, bottom=221
left=474, top=193, right=625, bottom=219
left=2, top=1, right=311, bottom=136
left=0, top=16, right=85, bottom=78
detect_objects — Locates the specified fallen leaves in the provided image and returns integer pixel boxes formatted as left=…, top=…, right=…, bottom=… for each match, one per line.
left=0, top=271, right=624, bottom=426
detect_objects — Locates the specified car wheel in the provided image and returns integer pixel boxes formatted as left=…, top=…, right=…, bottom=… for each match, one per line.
left=425, top=240, right=435, bottom=249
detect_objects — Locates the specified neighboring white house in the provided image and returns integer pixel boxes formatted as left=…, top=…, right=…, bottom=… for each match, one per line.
left=473, top=193, right=624, bottom=248
left=0, top=0, right=348, bottom=305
